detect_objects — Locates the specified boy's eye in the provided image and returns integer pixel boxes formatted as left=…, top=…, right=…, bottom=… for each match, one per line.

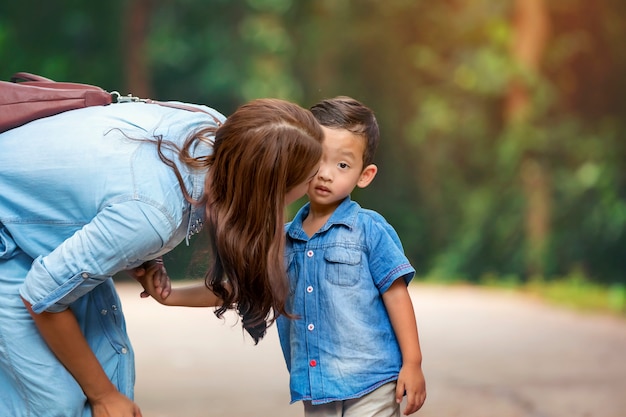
left=338, top=162, right=349, bottom=169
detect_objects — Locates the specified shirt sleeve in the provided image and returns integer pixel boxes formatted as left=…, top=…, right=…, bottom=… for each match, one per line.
left=20, top=200, right=176, bottom=314
left=367, top=217, right=416, bottom=294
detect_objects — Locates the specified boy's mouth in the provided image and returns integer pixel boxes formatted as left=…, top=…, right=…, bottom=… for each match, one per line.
left=315, top=185, right=331, bottom=194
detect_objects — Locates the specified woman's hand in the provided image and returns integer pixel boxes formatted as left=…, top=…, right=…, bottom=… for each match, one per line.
left=90, top=390, right=142, bottom=417
left=22, top=300, right=142, bottom=417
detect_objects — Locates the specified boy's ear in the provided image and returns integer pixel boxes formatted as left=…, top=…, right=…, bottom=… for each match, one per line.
left=357, top=164, right=378, bottom=188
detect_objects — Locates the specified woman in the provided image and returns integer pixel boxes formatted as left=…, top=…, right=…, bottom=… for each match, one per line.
left=0, top=98, right=323, bottom=417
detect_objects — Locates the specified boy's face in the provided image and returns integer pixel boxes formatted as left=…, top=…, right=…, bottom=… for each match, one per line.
left=285, top=164, right=320, bottom=206
left=307, top=126, right=367, bottom=209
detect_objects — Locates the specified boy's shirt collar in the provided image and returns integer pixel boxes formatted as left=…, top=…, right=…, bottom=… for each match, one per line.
left=286, top=196, right=359, bottom=241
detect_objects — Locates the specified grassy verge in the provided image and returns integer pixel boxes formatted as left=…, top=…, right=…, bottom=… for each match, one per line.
left=523, top=277, right=626, bottom=316
left=421, top=272, right=626, bottom=317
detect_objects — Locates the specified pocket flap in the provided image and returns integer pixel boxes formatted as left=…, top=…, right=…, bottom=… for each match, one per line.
left=324, top=247, right=360, bottom=265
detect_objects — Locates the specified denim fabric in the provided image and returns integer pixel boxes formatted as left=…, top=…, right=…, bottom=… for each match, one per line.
left=277, top=197, right=415, bottom=405
left=0, top=102, right=224, bottom=415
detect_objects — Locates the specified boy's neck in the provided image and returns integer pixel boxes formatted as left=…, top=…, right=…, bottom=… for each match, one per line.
left=302, top=202, right=337, bottom=237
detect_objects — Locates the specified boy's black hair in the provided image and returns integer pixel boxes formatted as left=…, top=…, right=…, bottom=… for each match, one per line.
left=310, top=96, right=379, bottom=167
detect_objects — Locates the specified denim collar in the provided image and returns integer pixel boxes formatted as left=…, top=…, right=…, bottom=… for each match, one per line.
left=287, top=196, right=360, bottom=241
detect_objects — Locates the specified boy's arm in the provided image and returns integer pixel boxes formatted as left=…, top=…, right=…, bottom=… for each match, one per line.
left=138, top=263, right=222, bottom=307
left=382, top=279, right=427, bottom=416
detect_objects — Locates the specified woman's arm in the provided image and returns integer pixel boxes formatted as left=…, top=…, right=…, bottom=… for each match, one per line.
left=382, top=279, right=427, bottom=416
left=22, top=298, right=142, bottom=417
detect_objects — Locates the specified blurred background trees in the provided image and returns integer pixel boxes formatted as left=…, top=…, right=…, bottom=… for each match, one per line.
left=1, top=0, right=624, bottom=287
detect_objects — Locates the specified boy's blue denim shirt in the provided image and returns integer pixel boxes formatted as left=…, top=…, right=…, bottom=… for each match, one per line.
left=277, top=197, right=415, bottom=405
left=0, top=102, right=224, bottom=415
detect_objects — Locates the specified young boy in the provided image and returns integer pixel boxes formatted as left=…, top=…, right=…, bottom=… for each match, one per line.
left=277, top=97, right=426, bottom=416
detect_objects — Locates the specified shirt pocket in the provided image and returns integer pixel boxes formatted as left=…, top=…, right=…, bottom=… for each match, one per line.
left=93, top=281, right=132, bottom=355
left=324, top=247, right=361, bottom=287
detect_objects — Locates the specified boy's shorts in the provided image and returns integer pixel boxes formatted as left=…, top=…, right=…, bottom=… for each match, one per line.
left=303, top=382, right=400, bottom=417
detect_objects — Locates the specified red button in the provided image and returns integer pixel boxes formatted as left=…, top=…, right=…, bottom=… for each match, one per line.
left=309, top=359, right=317, bottom=367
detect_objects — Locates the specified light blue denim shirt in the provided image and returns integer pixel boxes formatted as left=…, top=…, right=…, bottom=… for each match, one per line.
left=0, top=102, right=223, bottom=312
left=0, top=102, right=224, bottom=416
left=277, top=197, right=415, bottom=405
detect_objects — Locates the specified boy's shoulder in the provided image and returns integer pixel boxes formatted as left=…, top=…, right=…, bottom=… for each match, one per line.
left=350, top=203, right=405, bottom=247
left=356, top=206, right=386, bottom=221
left=352, top=204, right=391, bottom=228
left=326, top=198, right=393, bottom=230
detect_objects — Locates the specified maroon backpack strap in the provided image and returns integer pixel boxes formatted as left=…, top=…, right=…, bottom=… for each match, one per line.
left=0, top=74, right=114, bottom=132
left=1, top=73, right=222, bottom=133
left=10, top=72, right=55, bottom=83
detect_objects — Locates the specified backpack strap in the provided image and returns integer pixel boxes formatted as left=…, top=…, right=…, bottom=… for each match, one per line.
left=112, top=93, right=223, bottom=126
left=1, top=72, right=222, bottom=133
left=10, top=72, right=55, bottom=83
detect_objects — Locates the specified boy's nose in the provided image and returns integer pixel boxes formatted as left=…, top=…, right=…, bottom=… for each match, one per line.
left=317, top=166, right=332, bottom=181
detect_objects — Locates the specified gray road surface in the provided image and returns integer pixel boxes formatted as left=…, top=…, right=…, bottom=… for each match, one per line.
left=117, top=283, right=626, bottom=417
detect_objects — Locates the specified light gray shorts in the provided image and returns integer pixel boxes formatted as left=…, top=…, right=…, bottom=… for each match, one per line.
left=303, top=382, right=400, bottom=417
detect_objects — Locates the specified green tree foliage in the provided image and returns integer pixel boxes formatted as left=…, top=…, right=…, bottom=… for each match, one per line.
left=1, top=0, right=624, bottom=284
left=147, top=0, right=304, bottom=113
left=0, top=1, right=124, bottom=88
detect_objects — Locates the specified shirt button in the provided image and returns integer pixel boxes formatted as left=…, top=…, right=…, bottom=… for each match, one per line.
left=121, top=347, right=128, bottom=354
left=81, top=272, right=89, bottom=279
left=100, top=309, right=108, bottom=315
left=307, top=250, right=314, bottom=258
left=307, top=323, right=315, bottom=331
left=309, top=359, right=317, bottom=367
left=306, top=286, right=313, bottom=293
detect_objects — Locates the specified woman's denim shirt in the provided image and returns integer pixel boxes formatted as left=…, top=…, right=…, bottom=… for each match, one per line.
left=0, top=102, right=224, bottom=313
left=277, top=197, right=415, bottom=405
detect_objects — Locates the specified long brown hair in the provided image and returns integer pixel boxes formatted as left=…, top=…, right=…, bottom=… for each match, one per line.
left=177, top=99, right=322, bottom=343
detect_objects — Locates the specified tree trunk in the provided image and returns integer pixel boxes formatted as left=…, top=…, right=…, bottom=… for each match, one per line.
left=506, top=0, right=551, bottom=278
left=123, top=0, right=153, bottom=98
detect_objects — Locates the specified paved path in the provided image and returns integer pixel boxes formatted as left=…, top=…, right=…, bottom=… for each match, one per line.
left=117, top=283, right=626, bottom=417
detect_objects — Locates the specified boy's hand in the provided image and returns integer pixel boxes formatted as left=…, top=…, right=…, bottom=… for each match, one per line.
left=127, top=257, right=171, bottom=300
left=396, top=362, right=426, bottom=415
